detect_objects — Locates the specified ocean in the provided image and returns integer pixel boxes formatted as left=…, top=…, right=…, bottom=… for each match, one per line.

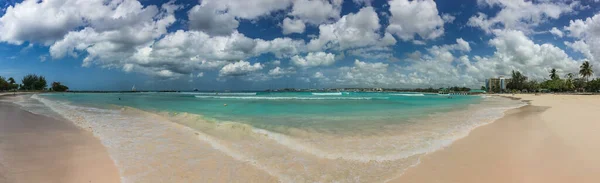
left=12, top=92, right=525, bottom=182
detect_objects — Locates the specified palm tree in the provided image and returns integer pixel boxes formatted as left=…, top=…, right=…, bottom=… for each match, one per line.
left=550, top=68, right=559, bottom=80
left=579, top=61, right=594, bottom=82
left=565, top=73, right=575, bottom=91
left=7, top=77, right=15, bottom=84
left=566, top=73, right=574, bottom=80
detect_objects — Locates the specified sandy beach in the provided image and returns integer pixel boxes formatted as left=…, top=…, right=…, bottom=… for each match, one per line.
left=391, top=94, right=600, bottom=183
left=0, top=95, right=121, bottom=183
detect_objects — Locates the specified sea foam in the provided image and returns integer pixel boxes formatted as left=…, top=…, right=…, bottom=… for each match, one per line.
left=311, top=92, right=342, bottom=96
left=194, top=96, right=387, bottom=100
left=391, top=93, right=425, bottom=97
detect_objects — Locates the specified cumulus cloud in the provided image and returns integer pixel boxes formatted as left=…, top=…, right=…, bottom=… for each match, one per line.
left=187, top=2, right=239, bottom=36
left=197, top=0, right=293, bottom=19
left=219, top=61, right=263, bottom=76
left=291, top=52, right=336, bottom=68
left=386, top=0, right=445, bottom=41
left=268, top=66, right=296, bottom=78
left=442, top=14, right=456, bottom=23
left=476, top=29, right=578, bottom=80
left=324, top=30, right=579, bottom=88
left=564, top=12, right=600, bottom=68
left=313, top=71, right=325, bottom=79
left=549, top=27, right=563, bottom=37
left=335, top=59, right=392, bottom=86
left=308, top=6, right=396, bottom=51
left=289, top=0, right=342, bottom=25
left=282, top=18, right=306, bottom=35
left=0, top=0, right=172, bottom=45
left=468, top=0, right=578, bottom=34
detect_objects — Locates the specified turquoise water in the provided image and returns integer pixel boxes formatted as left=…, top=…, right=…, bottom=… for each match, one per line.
left=41, top=92, right=480, bottom=132
left=24, top=92, right=522, bottom=182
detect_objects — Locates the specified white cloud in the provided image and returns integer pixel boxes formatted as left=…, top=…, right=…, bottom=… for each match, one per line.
left=219, top=61, right=263, bottom=76
left=123, top=63, right=134, bottom=72
left=282, top=18, right=306, bottom=35
left=335, top=59, right=392, bottom=86
left=308, top=6, right=395, bottom=51
left=270, top=60, right=281, bottom=66
left=468, top=0, right=577, bottom=34
left=199, top=0, right=293, bottom=19
left=197, top=72, right=204, bottom=77
left=478, top=29, right=578, bottom=80
left=39, top=55, right=47, bottom=62
left=442, top=14, right=456, bottom=23
left=289, top=0, right=342, bottom=25
left=291, top=52, right=336, bottom=68
left=455, top=38, right=471, bottom=52
left=313, top=71, right=325, bottom=79
left=386, top=0, right=445, bottom=41
left=352, top=0, right=373, bottom=6
left=549, top=27, right=563, bottom=37
left=268, top=66, right=296, bottom=78
left=157, top=69, right=176, bottom=77
left=0, top=0, right=171, bottom=45
left=187, top=2, right=239, bottom=36
left=564, top=13, right=600, bottom=68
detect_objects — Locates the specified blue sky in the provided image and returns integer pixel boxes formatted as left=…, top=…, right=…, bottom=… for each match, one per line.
left=1, top=0, right=599, bottom=91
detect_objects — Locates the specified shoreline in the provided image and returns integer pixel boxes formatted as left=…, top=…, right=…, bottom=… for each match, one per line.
left=0, top=98, right=121, bottom=183
left=390, top=94, right=600, bottom=183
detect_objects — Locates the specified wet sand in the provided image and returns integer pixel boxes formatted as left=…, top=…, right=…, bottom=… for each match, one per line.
left=391, top=94, right=600, bottom=183
left=0, top=100, right=121, bottom=183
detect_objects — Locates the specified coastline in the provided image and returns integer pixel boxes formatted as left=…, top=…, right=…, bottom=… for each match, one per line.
left=390, top=94, right=600, bottom=183
left=0, top=97, right=121, bottom=183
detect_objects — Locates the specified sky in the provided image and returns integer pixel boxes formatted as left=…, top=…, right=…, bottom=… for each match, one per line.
left=0, top=0, right=599, bottom=91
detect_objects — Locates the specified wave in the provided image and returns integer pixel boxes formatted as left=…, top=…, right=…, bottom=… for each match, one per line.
left=391, top=93, right=425, bottom=97
left=29, top=94, right=528, bottom=182
left=184, top=92, right=257, bottom=96
left=31, top=94, right=288, bottom=182
left=311, top=92, right=342, bottom=96
left=194, top=96, right=387, bottom=100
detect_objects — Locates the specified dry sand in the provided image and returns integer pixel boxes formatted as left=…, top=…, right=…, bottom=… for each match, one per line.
left=0, top=99, right=121, bottom=183
left=391, top=94, right=600, bottom=183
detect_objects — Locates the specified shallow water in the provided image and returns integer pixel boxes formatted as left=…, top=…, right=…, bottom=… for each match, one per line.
left=15, top=92, right=524, bottom=182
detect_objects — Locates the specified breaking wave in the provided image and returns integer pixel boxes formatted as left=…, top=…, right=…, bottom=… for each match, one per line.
left=194, top=96, right=388, bottom=100
left=311, top=92, right=342, bottom=96
left=184, top=92, right=257, bottom=96
left=390, top=93, right=425, bottom=97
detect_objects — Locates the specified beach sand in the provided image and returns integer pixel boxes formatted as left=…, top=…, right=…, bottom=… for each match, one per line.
left=390, top=94, right=600, bottom=183
left=0, top=99, right=121, bottom=183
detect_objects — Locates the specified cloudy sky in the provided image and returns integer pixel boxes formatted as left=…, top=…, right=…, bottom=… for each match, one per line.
left=0, top=0, right=598, bottom=90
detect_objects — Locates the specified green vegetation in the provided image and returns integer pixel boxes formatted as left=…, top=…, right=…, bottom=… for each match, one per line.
left=51, top=82, right=69, bottom=92
left=506, top=61, right=596, bottom=93
left=21, top=74, right=47, bottom=90
left=580, top=61, right=593, bottom=82
left=0, top=74, right=69, bottom=92
left=506, top=70, right=527, bottom=91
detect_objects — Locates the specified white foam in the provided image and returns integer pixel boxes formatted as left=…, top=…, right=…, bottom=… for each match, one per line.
left=186, top=92, right=257, bottom=96
left=391, top=93, right=425, bottom=97
left=29, top=94, right=526, bottom=182
left=31, top=95, right=286, bottom=182
left=311, top=92, right=342, bottom=96
left=194, top=96, right=387, bottom=100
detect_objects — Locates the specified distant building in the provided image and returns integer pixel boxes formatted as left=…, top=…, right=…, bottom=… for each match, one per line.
left=485, top=76, right=511, bottom=93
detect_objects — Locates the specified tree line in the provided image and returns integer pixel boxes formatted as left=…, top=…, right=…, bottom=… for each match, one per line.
left=504, top=61, right=597, bottom=92
left=0, top=74, right=69, bottom=92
